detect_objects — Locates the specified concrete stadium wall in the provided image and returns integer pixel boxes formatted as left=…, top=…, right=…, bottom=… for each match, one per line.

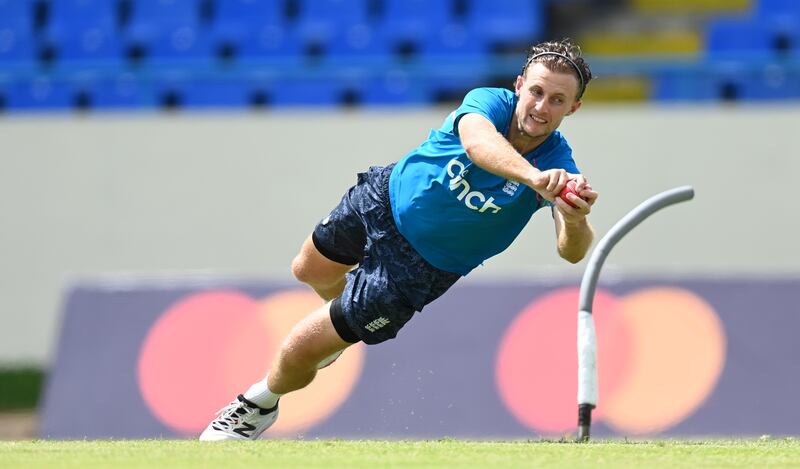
left=2, top=105, right=799, bottom=364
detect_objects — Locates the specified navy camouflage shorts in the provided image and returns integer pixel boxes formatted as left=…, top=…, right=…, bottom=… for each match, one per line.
left=312, top=164, right=461, bottom=345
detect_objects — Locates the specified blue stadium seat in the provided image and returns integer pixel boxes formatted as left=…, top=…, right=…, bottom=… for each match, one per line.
left=143, top=75, right=278, bottom=109
left=707, top=69, right=794, bottom=101
left=294, top=0, right=385, bottom=60
left=0, top=74, right=9, bottom=109
left=706, top=18, right=775, bottom=59
left=149, top=77, right=187, bottom=108
left=788, top=20, right=800, bottom=57
left=5, top=77, right=75, bottom=110
left=0, top=0, right=36, bottom=66
left=320, top=23, right=391, bottom=61
left=379, top=0, right=452, bottom=54
left=44, top=0, right=124, bottom=64
left=654, top=65, right=800, bottom=102
left=211, top=0, right=283, bottom=39
left=0, top=24, right=36, bottom=65
left=381, top=0, right=451, bottom=38
left=466, top=0, right=543, bottom=49
left=420, top=23, right=489, bottom=62
left=426, top=74, right=483, bottom=104
left=180, top=78, right=254, bottom=108
left=652, top=70, right=719, bottom=102
left=92, top=74, right=155, bottom=108
left=209, top=0, right=303, bottom=61
left=739, top=67, right=800, bottom=100
left=360, top=71, right=434, bottom=105
left=234, top=25, right=304, bottom=61
left=128, top=0, right=199, bottom=25
left=269, top=77, right=343, bottom=105
left=295, top=0, right=369, bottom=38
left=124, top=0, right=212, bottom=63
left=375, top=0, right=489, bottom=64
left=0, top=0, right=30, bottom=23
left=763, top=15, right=800, bottom=57
left=757, top=0, right=800, bottom=19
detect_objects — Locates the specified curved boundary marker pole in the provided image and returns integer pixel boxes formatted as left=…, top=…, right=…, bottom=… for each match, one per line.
left=576, top=185, right=695, bottom=442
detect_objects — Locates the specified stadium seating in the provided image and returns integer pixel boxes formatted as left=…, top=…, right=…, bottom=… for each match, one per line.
left=379, top=0, right=452, bottom=56
left=123, top=0, right=213, bottom=64
left=1, top=0, right=799, bottom=111
left=0, top=0, right=36, bottom=66
left=467, top=0, right=542, bottom=52
left=149, top=76, right=257, bottom=109
left=43, top=0, right=123, bottom=64
left=706, top=17, right=776, bottom=59
left=706, top=0, right=800, bottom=60
left=4, top=76, right=75, bottom=110
left=208, top=0, right=298, bottom=61
left=360, top=71, right=434, bottom=105
left=756, top=0, right=800, bottom=19
left=91, top=73, right=154, bottom=108
left=268, top=76, right=345, bottom=105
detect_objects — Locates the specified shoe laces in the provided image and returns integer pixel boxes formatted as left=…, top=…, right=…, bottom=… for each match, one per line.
left=212, top=399, right=257, bottom=429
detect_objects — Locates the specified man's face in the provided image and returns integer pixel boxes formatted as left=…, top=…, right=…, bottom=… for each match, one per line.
left=513, top=62, right=583, bottom=140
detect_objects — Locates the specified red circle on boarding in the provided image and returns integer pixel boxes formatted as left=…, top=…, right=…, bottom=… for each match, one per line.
left=495, top=288, right=631, bottom=434
left=137, top=291, right=272, bottom=434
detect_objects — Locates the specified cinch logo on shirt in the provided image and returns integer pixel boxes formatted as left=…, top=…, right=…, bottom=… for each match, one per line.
left=447, top=159, right=502, bottom=214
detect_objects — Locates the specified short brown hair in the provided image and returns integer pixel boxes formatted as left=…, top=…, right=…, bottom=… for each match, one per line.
left=522, top=38, right=593, bottom=100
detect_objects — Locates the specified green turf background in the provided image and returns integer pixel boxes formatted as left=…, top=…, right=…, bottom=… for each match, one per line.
left=1, top=439, right=799, bottom=469
left=0, top=367, right=44, bottom=411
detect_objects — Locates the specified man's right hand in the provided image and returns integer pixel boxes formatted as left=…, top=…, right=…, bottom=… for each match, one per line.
left=529, top=168, right=570, bottom=201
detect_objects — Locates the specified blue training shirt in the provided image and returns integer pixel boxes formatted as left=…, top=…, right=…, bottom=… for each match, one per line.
left=388, top=87, right=579, bottom=275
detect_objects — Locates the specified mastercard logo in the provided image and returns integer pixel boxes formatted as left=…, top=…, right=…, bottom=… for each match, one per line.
left=496, top=287, right=726, bottom=435
left=137, top=289, right=365, bottom=436
left=137, top=285, right=724, bottom=437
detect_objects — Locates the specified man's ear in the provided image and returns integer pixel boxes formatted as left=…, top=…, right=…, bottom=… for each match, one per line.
left=514, top=75, right=523, bottom=96
left=566, top=100, right=583, bottom=116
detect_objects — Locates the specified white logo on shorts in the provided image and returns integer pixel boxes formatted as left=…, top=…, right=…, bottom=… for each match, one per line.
left=364, top=317, right=391, bottom=333
left=321, top=216, right=331, bottom=225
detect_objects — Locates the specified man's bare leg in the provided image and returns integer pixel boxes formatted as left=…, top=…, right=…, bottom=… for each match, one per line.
left=199, top=301, right=354, bottom=440
left=291, top=235, right=354, bottom=301
left=267, top=302, right=354, bottom=394
left=201, top=234, right=358, bottom=440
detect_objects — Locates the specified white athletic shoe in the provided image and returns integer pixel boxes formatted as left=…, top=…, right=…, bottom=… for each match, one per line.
left=199, top=395, right=279, bottom=441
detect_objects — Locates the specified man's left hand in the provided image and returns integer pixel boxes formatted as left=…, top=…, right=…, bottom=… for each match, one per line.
left=555, top=175, right=597, bottom=223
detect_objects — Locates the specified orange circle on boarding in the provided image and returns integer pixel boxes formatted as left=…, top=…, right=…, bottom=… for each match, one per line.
left=602, top=288, right=726, bottom=434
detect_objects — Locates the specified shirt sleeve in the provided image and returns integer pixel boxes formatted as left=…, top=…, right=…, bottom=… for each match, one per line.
left=540, top=140, right=580, bottom=174
left=549, top=155, right=579, bottom=175
left=452, top=88, right=514, bottom=137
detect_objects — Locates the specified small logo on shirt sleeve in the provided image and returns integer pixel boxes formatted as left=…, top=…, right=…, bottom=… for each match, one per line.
left=502, top=180, right=520, bottom=196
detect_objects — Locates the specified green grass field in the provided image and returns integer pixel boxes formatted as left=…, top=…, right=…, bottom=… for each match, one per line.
left=2, top=439, right=799, bottom=468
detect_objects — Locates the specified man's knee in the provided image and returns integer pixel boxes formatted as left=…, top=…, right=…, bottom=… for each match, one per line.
left=291, top=243, right=350, bottom=288
left=290, top=253, right=316, bottom=285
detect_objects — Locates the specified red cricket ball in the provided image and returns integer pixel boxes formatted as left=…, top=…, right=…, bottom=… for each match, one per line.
left=558, top=180, right=587, bottom=208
